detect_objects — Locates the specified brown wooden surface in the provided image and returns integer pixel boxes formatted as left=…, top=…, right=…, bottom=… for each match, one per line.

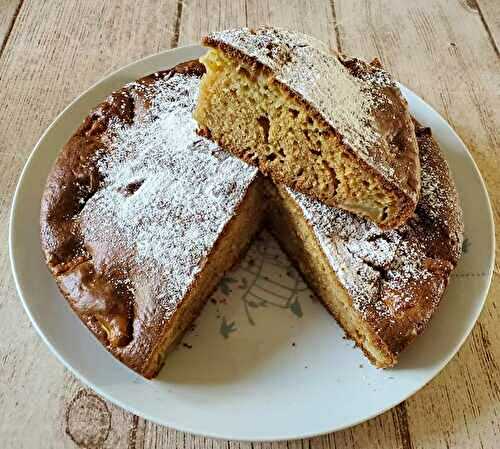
left=0, top=1, right=498, bottom=448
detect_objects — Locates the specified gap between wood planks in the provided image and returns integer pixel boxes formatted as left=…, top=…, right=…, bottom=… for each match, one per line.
left=171, top=0, right=184, bottom=48
left=329, top=0, right=342, bottom=52
left=0, top=0, right=24, bottom=58
left=472, top=0, right=500, bottom=57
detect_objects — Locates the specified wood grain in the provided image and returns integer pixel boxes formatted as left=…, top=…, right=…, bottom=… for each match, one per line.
left=0, top=1, right=178, bottom=447
left=477, top=0, right=500, bottom=55
left=178, top=0, right=336, bottom=49
left=0, top=0, right=498, bottom=448
left=0, top=0, right=22, bottom=53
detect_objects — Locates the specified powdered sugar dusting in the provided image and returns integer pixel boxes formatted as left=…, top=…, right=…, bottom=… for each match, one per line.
left=418, top=130, right=461, bottom=225
left=415, top=127, right=464, bottom=261
left=288, top=188, right=431, bottom=318
left=79, top=71, right=257, bottom=318
left=208, top=27, right=418, bottom=185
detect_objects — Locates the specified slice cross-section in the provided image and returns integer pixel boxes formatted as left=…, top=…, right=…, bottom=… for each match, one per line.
left=194, top=27, right=420, bottom=229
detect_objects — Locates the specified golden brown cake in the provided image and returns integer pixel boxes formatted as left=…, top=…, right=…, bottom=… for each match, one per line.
left=40, top=61, right=265, bottom=378
left=194, top=27, right=420, bottom=229
left=266, top=122, right=464, bottom=367
left=40, top=59, right=462, bottom=377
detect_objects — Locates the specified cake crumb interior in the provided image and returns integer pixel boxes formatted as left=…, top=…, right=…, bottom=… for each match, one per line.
left=144, top=180, right=266, bottom=377
left=266, top=182, right=396, bottom=368
left=194, top=48, right=402, bottom=226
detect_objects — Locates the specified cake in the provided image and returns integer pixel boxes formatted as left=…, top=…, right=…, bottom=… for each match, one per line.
left=40, top=59, right=462, bottom=378
left=194, top=27, right=420, bottom=229
left=40, top=61, right=266, bottom=378
left=266, top=122, right=463, bottom=366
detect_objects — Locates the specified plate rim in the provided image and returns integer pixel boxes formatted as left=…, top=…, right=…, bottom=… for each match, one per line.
left=9, top=44, right=496, bottom=441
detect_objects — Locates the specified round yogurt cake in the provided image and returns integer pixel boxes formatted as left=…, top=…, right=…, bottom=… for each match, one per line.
left=41, top=59, right=463, bottom=377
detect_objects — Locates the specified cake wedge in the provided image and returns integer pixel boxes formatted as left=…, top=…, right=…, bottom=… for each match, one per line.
left=194, top=27, right=420, bottom=229
left=40, top=61, right=265, bottom=378
left=266, top=122, right=463, bottom=366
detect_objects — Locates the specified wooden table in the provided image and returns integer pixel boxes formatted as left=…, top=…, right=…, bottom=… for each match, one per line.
left=0, top=1, right=498, bottom=447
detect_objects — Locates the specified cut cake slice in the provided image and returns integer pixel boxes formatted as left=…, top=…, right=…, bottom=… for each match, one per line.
left=194, top=26, right=421, bottom=229
left=266, top=122, right=463, bottom=366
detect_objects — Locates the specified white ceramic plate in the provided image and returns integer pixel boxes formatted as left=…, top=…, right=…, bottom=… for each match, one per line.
left=10, top=45, right=495, bottom=441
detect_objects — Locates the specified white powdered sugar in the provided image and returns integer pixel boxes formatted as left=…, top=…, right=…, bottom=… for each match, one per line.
left=419, top=134, right=458, bottom=224
left=79, top=71, right=257, bottom=317
left=287, top=187, right=432, bottom=318
left=208, top=27, right=410, bottom=182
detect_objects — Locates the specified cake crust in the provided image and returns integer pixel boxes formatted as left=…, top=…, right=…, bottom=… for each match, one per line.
left=40, top=61, right=262, bottom=378
left=199, top=27, right=421, bottom=229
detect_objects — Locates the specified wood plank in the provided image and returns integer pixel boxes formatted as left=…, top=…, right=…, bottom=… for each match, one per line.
left=178, top=0, right=336, bottom=49
left=334, top=1, right=500, bottom=449
left=0, top=0, right=22, bottom=54
left=0, top=1, right=178, bottom=447
left=477, top=0, right=500, bottom=54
